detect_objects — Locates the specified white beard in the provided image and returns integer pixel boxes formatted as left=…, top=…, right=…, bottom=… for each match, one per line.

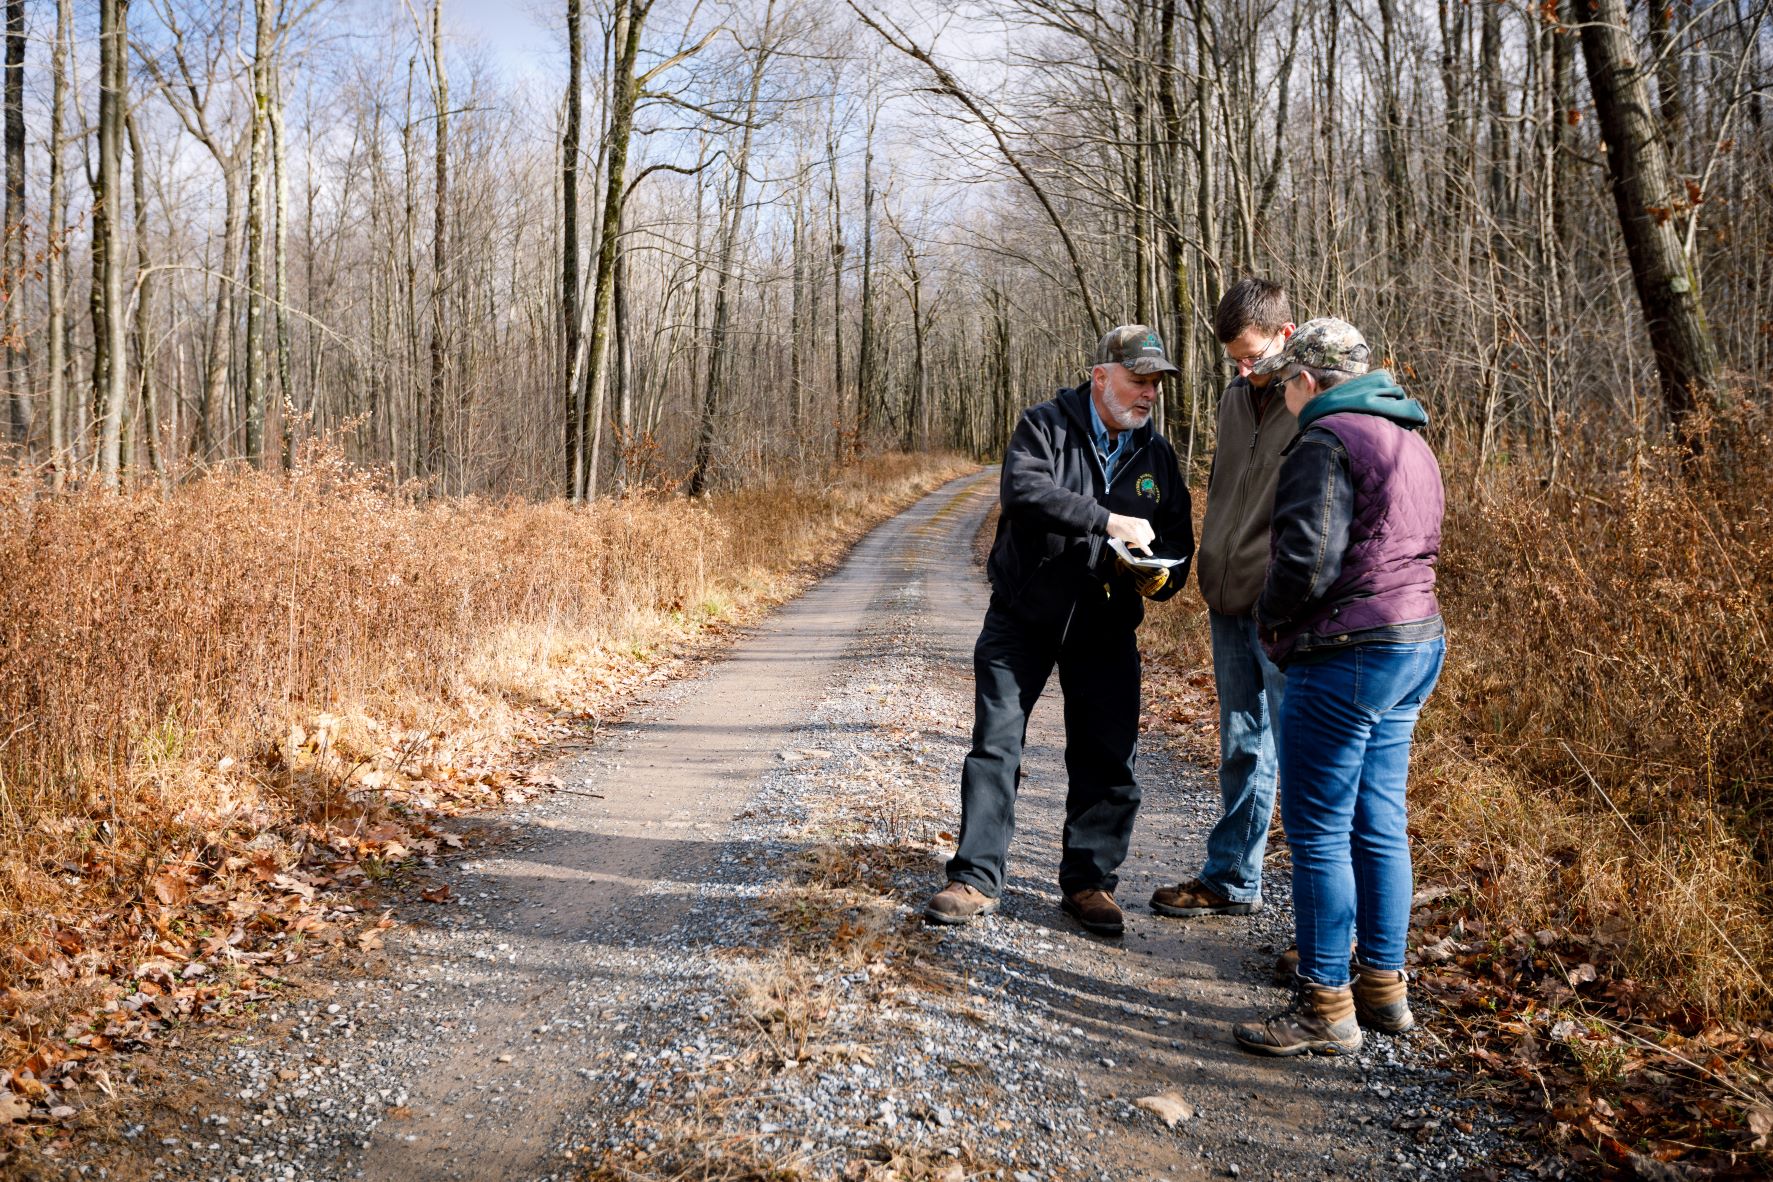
left=1106, top=400, right=1151, bottom=431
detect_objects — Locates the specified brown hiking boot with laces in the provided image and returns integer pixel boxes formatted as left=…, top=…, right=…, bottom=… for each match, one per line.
left=1061, top=888, right=1125, bottom=935
left=1149, top=878, right=1260, bottom=917
left=1352, top=964, right=1415, bottom=1033
left=1233, top=978, right=1363, bottom=1057
left=922, top=881, right=999, bottom=925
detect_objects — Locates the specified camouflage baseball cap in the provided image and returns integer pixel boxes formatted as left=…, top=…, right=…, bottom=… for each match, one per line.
left=1094, top=324, right=1179, bottom=376
left=1251, top=317, right=1371, bottom=377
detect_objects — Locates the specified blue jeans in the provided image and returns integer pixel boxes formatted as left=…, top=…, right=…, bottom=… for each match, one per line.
left=1278, top=638, right=1446, bottom=987
left=1198, top=610, right=1287, bottom=904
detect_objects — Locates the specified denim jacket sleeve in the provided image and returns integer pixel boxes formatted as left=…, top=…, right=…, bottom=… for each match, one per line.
left=1001, top=409, right=1113, bottom=537
left=1257, top=427, right=1353, bottom=633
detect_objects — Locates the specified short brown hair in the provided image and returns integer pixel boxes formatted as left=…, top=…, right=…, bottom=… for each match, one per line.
left=1213, top=277, right=1292, bottom=344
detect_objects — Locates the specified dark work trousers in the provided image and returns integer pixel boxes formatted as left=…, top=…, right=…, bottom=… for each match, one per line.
left=944, top=594, right=1143, bottom=898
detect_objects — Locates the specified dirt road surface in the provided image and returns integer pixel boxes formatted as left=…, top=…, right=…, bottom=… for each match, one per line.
left=54, top=470, right=1527, bottom=1182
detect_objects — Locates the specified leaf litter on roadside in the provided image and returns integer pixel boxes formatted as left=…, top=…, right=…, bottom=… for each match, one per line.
left=0, top=690, right=641, bottom=1152
left=1406, top=899, right=1772, bottom=1178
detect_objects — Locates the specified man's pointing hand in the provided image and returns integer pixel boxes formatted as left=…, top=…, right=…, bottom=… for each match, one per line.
left=1106, top=513, right=1156, bottom=555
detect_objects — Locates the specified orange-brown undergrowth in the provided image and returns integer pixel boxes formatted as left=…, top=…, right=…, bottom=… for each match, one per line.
left=1139, top=403, right=1773, bottom=1172
left=1146, top=402, right=1771, bottom=1020
left=0, top=447, right=974, bottom=1108
left=1418, top=402, right=1771, bottom=1022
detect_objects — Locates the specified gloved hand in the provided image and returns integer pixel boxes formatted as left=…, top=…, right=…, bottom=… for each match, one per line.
left=1116, top=556, right=1170, bottom=598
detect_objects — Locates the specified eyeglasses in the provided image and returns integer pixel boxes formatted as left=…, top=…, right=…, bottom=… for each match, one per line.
left=1224, top=333, right=1281, bottom=375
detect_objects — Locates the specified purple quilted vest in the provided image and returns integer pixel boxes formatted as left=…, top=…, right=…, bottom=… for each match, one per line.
left=1295, top=411, right=1443, bottom=642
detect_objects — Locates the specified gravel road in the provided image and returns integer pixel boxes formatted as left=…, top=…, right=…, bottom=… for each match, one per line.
left=44, top=470, right=1536, bottom=1182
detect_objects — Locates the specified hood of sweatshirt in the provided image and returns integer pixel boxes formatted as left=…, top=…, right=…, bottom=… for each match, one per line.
left=1296, top=370, right=1428, bottom=432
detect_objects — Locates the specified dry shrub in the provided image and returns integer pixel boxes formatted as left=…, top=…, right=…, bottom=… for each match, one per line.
left=1137, top=401, right=1770, bottom=1019
left=1417, top=398, right=1773, bottom=1018
left=0, top=446, right=972, bottom=1006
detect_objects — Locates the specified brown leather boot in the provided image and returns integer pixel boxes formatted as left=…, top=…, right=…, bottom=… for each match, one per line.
left=1149, top=878, right=1260, bottom=917
left=1061, top=888, right=1125, bottom=935
left=1233, top=978, right=1363, bottom=1057
left=1271, top=946, right=1300, bottom=984
left=1352, top=964, right=1415, bottom=1033
left=922, top=881, right=998, bottom=925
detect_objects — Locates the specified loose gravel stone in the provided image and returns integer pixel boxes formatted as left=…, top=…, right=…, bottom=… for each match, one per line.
left=38, top=472, right=1540, bottom=1182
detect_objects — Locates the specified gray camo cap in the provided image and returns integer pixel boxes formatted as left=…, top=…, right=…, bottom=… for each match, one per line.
left=1251, top=317, right=1372, bottom=377
left=1094, top=324, right=1180, bottom=376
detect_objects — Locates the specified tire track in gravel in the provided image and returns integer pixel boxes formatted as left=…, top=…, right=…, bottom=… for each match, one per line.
left=53, top=468, right=1533, bottom=1182
left=348, top=469, right=1006, bottom=1181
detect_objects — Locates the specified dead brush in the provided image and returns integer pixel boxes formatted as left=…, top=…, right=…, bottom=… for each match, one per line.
left=794, top=839, right=933, bottom=895
left=0, top=443, right=973, bottom=1082
left=730, top=949, right=835, bottom=1064
left=580, top=1068, right=996, bottom=1182
left=581, top=1085, right=812, bottom=1181
left=775, top=840, right=953, bottom=988
left=1416, top=401, right=1773, bottom=1019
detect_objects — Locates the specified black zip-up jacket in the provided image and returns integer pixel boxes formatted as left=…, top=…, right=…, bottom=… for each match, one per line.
left=986, top=382, right=1194, bottom=633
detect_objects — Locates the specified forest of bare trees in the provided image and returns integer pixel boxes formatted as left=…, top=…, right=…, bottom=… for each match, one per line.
left=0, top=0, right=1768, bottom=496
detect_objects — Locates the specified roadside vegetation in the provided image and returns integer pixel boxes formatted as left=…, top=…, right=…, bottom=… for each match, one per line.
left=0, top=449, right=975, bottom=1140
left=1145, top=402, right=1773, bottom=1176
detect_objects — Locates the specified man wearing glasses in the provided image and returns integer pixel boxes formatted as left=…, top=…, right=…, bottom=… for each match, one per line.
left=1150, top=277, right=1299, bottom=937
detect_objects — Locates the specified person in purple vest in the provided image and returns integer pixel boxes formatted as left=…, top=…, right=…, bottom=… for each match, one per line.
left=1230, top=318, right=1446, bottom=1057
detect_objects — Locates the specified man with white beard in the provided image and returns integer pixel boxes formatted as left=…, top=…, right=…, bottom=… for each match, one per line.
left=923, top=326, right=1195, bottom=936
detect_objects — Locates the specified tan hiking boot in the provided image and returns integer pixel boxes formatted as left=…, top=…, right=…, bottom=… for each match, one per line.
left=1061, top=888, right=1125, bottom=936
left=1233, top=979, right=1363, bottom=1057
left=1149, top=878, right=1260, bottom=918
left=1352, top=964, right=1415, bottom=1034
left=1271, top=946, right=1300, bottom=984
left=922, top=881, right=999, bottom=925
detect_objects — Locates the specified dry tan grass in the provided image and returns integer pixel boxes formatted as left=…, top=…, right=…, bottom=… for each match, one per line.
left=1144, top=401, right=1772, bottom=1020
left=1414, top=400, right=1772, bottom=1018
left=0, top=447, right=974, bottom=1062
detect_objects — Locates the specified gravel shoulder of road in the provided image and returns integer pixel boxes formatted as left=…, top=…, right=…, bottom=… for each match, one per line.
left=27, top=474, right=1546, bottom=1182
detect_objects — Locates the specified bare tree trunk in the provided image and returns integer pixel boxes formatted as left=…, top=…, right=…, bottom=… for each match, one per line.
left=271, top=61, right=293, bottom=466
left=1438, top=0, right=1469, bottom=227
left=401, top=58, right=419, bottom=480
left=688, top=0, right=776, bottom=497
left=196, top=179, right=242, bottom=459
left=1376, top=0, right=1412, bottom=265
left=427, top=0, right=449, bottom=482
left=93, top=0, right=129, bottom=486
left=613, top=240, right=632, bottom=488
left=46, top=0, right=68, bottom=485
left=1551, top=0, right=1576, bottom=245
left=826, top=104, right=846, bottom=464
left=244, top=0, right=271, bottom=465
left=1647, top=0, right=1682, bottom=146
left=562, top=0, right=581, bottom=497
left=1480, top=0, right=1510, bottom=222
left=857, top=84, right=878, bottom=437
left=1158, top=0, right=1192, bottom=455
left=578, top=0, right=647, bottom=501
left=789, top=179, right=806, bottom=460
left=127, top=105, right=164, bottom=480
left=1192, top=0, right=1223, bottom=311
left=3, top=0, right=26, bottom=448
left=1578, top=0, right=1720, bottom=428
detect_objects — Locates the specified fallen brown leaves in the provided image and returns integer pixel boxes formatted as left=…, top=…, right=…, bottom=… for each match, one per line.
left=1406, top=903, right=1773, bottom=1179
left=0, top=448, right=977, bottom=1153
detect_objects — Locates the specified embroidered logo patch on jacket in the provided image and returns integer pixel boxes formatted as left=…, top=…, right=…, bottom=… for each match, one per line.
left=1136, top=473, right=1159, bottom=501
